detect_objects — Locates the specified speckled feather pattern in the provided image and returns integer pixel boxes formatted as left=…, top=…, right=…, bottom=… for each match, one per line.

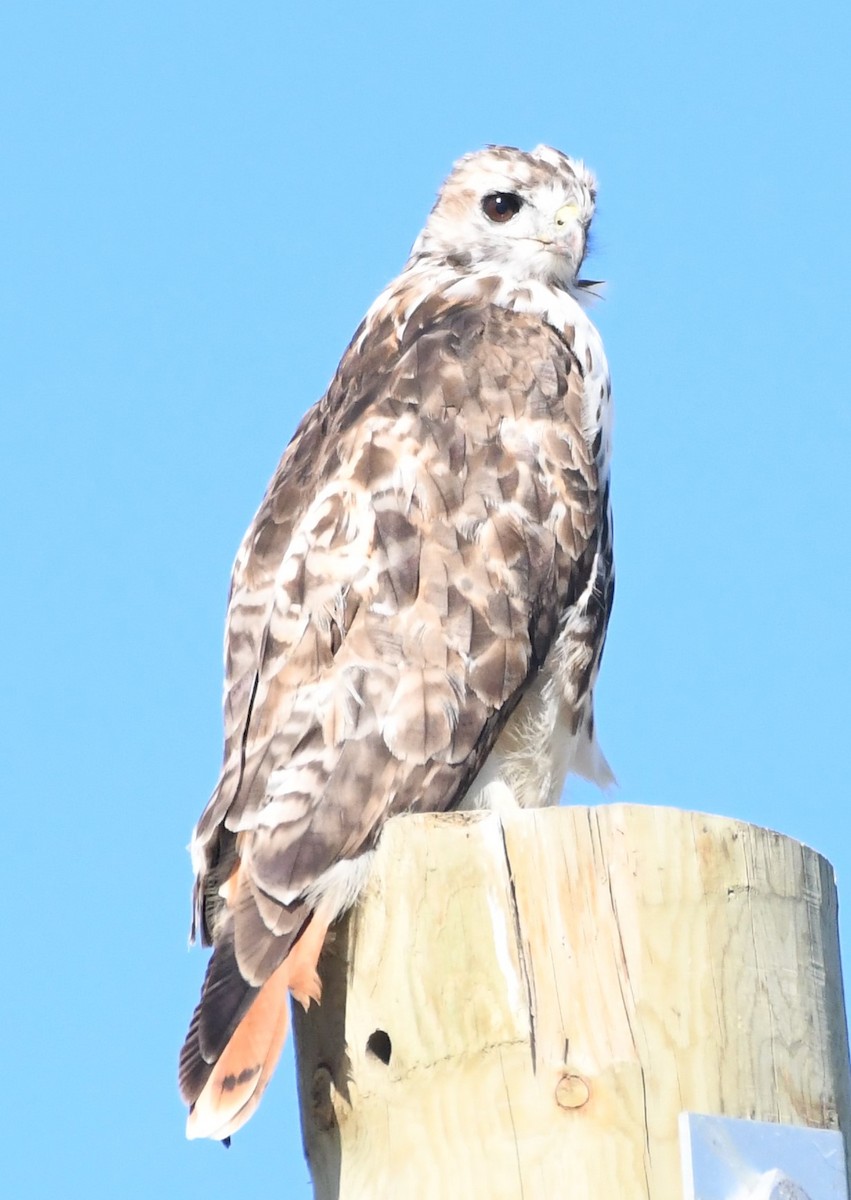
left=179, top=143, right=614, bottom=1132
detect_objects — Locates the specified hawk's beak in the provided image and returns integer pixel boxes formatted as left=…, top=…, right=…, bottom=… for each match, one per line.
left=555, top=203, right=580, bottom=228
left=537, top=204, right=582, bottom=249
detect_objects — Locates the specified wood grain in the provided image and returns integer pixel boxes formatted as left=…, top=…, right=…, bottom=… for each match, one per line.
left=293, top=806, right=851, bottom=1198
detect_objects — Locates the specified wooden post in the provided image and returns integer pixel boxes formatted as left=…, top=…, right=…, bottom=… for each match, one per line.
left=293, top=805, right=851, bottom=1199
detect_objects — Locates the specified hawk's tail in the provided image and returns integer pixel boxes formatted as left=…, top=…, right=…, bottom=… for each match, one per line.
left=179, top=915, right=329, bottom=1142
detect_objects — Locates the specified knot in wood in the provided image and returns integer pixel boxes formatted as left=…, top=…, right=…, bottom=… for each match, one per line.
left=555, top=1073, right=589, bottom=1110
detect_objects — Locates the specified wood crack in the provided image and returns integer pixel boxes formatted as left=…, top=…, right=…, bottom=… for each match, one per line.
left=497, top=817, right=538, bottom=1072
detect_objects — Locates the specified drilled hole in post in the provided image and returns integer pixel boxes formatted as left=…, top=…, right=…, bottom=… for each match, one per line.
left=366, top=1030, right=392, bottom=1065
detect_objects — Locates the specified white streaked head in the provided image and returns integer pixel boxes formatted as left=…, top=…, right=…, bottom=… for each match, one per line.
left=409, top=144, right=598, bottom=290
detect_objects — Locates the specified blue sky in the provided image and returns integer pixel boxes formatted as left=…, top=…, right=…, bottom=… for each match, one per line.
left=3, top=1, right=850, bottom=1195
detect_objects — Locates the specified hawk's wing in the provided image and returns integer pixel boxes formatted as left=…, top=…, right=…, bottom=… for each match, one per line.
left=180, top=298, right=608, bottom=1129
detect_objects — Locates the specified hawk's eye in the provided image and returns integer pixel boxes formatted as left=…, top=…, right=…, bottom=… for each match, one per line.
left=481, top=192, right=523, bottom=223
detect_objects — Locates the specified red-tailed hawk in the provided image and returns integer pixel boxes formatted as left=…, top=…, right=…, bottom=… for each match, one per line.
left=179, top=143, right=614, bottom=1142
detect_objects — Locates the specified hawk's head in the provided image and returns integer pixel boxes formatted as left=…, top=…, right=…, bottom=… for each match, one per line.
left=410, top=144, right=598, bottom=292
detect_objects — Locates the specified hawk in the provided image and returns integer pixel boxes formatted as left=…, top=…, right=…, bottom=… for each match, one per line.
left=179, top=143, right=614, bottom=1142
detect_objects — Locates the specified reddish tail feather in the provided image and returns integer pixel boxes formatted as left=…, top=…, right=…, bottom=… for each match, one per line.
left=181, top=914, right=330, bottom=1142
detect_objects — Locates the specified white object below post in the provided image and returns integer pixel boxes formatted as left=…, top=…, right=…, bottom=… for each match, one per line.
left=680, top=1111, right=848, bottom=1199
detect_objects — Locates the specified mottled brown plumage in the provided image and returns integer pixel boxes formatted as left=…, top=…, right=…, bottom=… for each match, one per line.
left=180, top=143, right=614, bottom=1141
